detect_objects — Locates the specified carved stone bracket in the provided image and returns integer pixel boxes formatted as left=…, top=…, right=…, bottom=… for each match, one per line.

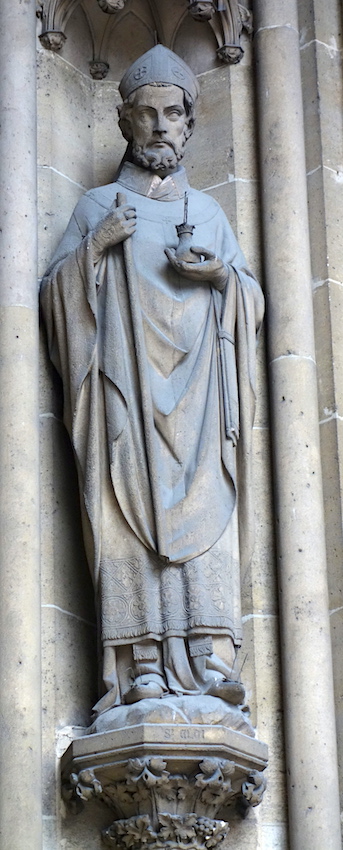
left=37, top=0, right=79, bottom=51
left=187, top=0, right=253, bottom=64
left=61, top=705, right=267, bottom=847
left=97, top=0, right=128, bottom=11
left=38, top=0, right=252, bottom=68
left=39, top=30, right=66, bottom=51
left=102, top=814, right=230, bottom=849
left=89, top=60, right=110, bottom=79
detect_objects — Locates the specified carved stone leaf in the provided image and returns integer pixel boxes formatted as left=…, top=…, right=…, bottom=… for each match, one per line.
left=219, top=760, right=236, bottom=779
left=128, top=758, right=145, bottom=775
left=113, top=815, right=156, bottom=846
left=242, top=770, right=267, bottom=807
left=150, top=758, right=168, bottom=773
left=199, top=787, right=228, bottom=806
left=112, top=784, right=137, bottom=807
left=199, top=759, right=217, bottom=776
left=69, top=768, right=102, bottom=802
left=158, top=813, right=198, bottom=842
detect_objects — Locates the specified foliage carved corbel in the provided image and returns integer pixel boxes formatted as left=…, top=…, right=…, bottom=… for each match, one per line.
left=187, top=0, right=253, bottom=64
left=37, top=0, right=80, bottom=51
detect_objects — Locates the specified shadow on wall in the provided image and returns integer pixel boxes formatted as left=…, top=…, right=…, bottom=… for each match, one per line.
left=47, top=0, right=226, bottom=79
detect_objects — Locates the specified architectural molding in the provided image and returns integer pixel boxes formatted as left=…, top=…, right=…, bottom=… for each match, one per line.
left=37, top=0, right=252, bottom=67
left=188, top=1, right=252, bottom=64
left=61, top=726, right=268, bottom=847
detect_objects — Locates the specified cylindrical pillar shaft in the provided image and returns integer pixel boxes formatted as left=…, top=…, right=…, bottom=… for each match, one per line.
left=253, top=2, right=341, bottom=847
left=0, top=2, right=41, bottom=848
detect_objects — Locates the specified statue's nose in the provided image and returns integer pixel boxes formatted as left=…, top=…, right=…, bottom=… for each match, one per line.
left=154, top=113, right=168, bottom=134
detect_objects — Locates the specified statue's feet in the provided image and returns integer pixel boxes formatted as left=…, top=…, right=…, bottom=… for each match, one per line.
left=124, top=682, right=165, bottom=704
left=204, top=679, right=245, bottom=705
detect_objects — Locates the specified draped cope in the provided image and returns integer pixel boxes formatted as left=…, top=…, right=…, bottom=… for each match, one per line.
left=41, top=163, right=264, bottom=647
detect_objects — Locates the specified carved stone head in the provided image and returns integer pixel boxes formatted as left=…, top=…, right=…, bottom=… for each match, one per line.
left=118, top=84, right=195, bottom=173
left=97, top=0, right=126, bottom=12
left=187, top=1, right=217, bottom=21
left=118, top=46, right=199, bottom=174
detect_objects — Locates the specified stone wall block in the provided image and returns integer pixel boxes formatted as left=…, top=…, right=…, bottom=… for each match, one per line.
left=42, top=605, right=96, bottom=735
left=40, top=416, right=95, bottom=621
left=300, top=41, right=323, bottom=174
left=308, top=167, right=343, bottom=285
left=321, top=167, right=343, bottom=282
left=254, top=333, right=269, bottom=429
left=269, top=354, right=335, bottom=710
left=229, top=64, right=258, bottom=182
left=270, top=356, right=326, bottom=580
left=39, top=328, right=63, bottom=419
left=38, top=167, right=85, bottom=277
left=183, top=67, right=233, bottom=190
left=320, top=282, right=343, bottom=410
left=204, top=180, right=261, bottom=274
left=306, top=166, right=327, bottom=283
left=0, top=307, right=41, bottom=845
left=254, top=1, right=299, bottom=32
left=37, top=50, right=94, bottom=187
left=330, top=606, right=343, bottom=815
left=313, top=281, right=336, bottom=418
left=308, top=0, right=343, bottom=50
left=234, top=179, right=261, bottom=276
left=248, top=427, right=277, bottom=614
left=41, top=605, right=97, bottom=845
left=92, top=81, right=125, bottom=188
left=61, top=801, right=109, bottom=849
left=319, top=417, right=343, bottom=609
left=255, top=27, right=315, bottom=362
left=313, top=44, right=343, bottom=171
left=204, top=180, right=237, bottom=233
left=251, top=615, right=286, bottom=826
left=297, top=0, right=316, bottom=44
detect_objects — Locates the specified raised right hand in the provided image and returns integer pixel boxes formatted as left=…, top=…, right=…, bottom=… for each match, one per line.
left=91, top=204, right=137, bottom=258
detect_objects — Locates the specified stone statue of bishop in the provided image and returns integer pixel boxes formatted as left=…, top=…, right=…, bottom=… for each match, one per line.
left=41, top=45, right=264, bottom=714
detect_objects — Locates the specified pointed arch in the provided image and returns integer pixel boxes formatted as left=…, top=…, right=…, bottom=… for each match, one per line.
left=100, top=8, right=156, bottom=76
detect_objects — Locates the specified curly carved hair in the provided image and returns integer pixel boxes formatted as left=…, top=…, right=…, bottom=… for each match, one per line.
left=117, top=83, right=196, bottom=143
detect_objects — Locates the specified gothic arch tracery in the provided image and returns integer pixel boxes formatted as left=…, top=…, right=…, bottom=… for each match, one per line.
left=37, top=0, right=252, bottom=75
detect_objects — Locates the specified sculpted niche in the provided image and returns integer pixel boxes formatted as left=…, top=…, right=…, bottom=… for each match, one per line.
left=41, top=46, right=264, bottom=719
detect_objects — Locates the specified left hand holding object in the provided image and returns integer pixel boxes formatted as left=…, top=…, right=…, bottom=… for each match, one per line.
left=165, top=245, right=229, bottom=291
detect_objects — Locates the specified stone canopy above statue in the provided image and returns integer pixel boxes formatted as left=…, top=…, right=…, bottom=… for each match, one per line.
left=37, top=0, right=253, bottom=77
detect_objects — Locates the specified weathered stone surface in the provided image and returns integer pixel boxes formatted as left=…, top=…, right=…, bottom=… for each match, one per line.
left=33, top=7, right=326, bottom=849
left=61, top=707, right=267, bottom=848
left=38, top=166, right=85, bottom=277
left=37, top=50, right=94, bottom=187
left=90, top=694, right=255, bottom=737
left=255, top=5, right=342, bottom=847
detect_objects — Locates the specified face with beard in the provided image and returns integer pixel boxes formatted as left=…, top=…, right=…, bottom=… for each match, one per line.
left=127, top=85, right=190, bottom=175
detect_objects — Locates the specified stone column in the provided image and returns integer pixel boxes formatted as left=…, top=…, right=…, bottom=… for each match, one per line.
left=253, top=2, right=341, bottom=848
left=0, top=3, right=41, bottom=849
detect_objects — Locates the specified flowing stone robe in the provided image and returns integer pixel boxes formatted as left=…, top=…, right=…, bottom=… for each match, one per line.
left=41, top=162, right=264, bottom=703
